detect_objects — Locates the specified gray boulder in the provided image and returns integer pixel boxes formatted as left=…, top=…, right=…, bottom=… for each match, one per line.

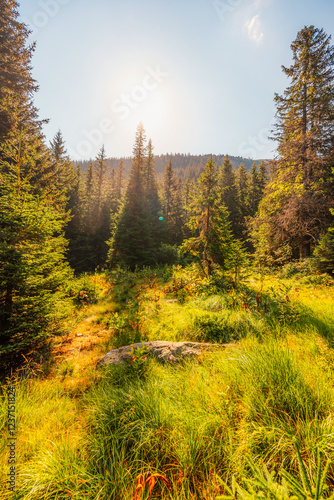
left=97, top=340, right=226, bottom=367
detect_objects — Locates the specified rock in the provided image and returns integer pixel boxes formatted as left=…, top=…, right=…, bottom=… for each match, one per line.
left=97, top=340, right=227, bottom=367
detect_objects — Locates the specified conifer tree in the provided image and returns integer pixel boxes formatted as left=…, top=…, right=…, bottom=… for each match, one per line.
left=0, top=155, right=71, bottom=357
left=0, top=0, right=42, bottom=145
left=65, top=165, right=86, bottom=270
left=108, top=167, right=118, bottom=214
left=183, top=176, right=196, bottom=209
left=181, top=159, right=233, bottom=276
left=247, top=162, right=261, bottom=216
left=162, top=160, right=184, bottom=245
left=219, top=156, right=239, bottom=235
left=90, top=146, right=111, bottom=268
left=257, top=161, right=268, bottom=197
left=108, top=124, right=161, bottom=269
left=235, top=162, right=249, bottom=238
left=144, top=139, right=164, bottom=248
left=254, top=26, right=334, bottom=260
left=49, top=130, right=76, bottom=198
left=115, top=159, right=125, bottom=201
left=66, top=163, right=95, bottom=272
left=93, top=145, right=108, bottom=223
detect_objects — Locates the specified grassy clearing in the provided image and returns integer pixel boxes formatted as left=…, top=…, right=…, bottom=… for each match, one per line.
left=1, top=265, right=334, bottom=499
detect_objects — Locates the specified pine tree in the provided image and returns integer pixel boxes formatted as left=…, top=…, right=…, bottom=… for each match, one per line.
left=247, top=162, right=261, bottom=216
left=257, top=161, right=268, bottom=197
left=0, top=158, right=71, bottom=358
left=108, top=167, right=118, bottom=214
left=254, top=26, right=334, bottom=260
left=0, top=0, right=42, bottom=144
left=181, top=159, right=233, bottom=276
left=144, top=139, right=164, bottom=248
left=273, top=26, right=334, bottom=186
left=108, top=124, right=160, bottom=269
left=0, top=2, right=72, bottom=206
left=162, top=160, right=184, bottom=245
left=219, top=155, right=239, bottom=235
left=89, top=146, right=111, bottom=268
left=235, top=162, right=249, bottom=237
left=49, top=130, right=76, bottom=198
left=93, top=145, right=108, bottom=223
left=183, top=176, right=196, bottom=209
left=115, top=159, right=125, bottom=201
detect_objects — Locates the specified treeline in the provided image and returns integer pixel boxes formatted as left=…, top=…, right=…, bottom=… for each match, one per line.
left=79, top=153, right=261, bottom=182
left=63, top=128, right=268, bottom=272
left=1, top=0, right=334, bottom=359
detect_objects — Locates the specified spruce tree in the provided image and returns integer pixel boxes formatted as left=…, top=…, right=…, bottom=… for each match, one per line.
left=219, top=155, right=239, bottom=236
left=254, top=26, right=334, bottom=260
left=0, top=159, right=71, bottom=357
left=162, top=160, right=184, bottom=245
left=145, top=139, right=164, bottom=248
left=49, top=130, right=76, bottom=199
left=181, top=159, right=233, bottom=276
left=108, top=124, right=160, bottom=269
left=90, top=146, right=110, bottom=268
left=247, top=162, right=261, bottom=216
left=115, top=159, right=125, bottom=201
left=235, top=162, right=249, bottom=238
left=257, top=161, right=268, bottom=197
left=67, top=163, right=95, bottom=272
left=0, top=0, right=42, bottom=144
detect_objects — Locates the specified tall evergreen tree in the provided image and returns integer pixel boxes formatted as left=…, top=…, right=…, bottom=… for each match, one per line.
left=93, top=145, right=108, bottom=224
left=181, top=159, right=233, bottom=276
left=115, top=159, right=125, bottom=201
left=253, top=26, right=334, bottom=260
left=144, top=139, right=164, bottom=248
left=0, top=0, right=42, bottom=145
left=49, top=130, right=76, bottom=198
left=0, top=157, right=71, bottom=358
left=108, top=124, right=161, bottom=269
left=219, top=155, right=239, bottom=235
left=162, top=160, right=184, bottom=245
left=247, top=162, right=261, bottom=216
left=257, top=161, right=268, bottom=197
left=235, top=162, right=249, bottom=238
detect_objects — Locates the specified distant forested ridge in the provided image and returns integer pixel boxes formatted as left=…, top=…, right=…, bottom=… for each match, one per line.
left=78, top=154, right=263, bottom=181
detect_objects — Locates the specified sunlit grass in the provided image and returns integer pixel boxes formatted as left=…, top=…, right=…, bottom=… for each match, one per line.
left=1, top=268, right=334, bottom=499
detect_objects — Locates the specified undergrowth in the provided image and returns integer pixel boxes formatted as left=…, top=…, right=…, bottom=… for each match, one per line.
left=1, top=264, right=334, bottom=499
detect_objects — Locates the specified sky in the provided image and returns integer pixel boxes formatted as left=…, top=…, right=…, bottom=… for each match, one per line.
left=19, top=0, right=334, bottom=161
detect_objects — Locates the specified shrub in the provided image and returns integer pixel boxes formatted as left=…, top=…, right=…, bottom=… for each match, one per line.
left=312, top=230, right=334, bottom=274
left=156, top=244, right=179, bottom=265
left=279, top=260, right=313, bottom=278
left=67, top=274, right=99, bottom=307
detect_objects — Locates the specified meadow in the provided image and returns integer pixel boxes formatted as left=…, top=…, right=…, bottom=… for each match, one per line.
left=1, top=263, right=334, bottom=500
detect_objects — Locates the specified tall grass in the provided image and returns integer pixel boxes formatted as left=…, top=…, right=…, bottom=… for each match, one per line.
left=1, top=267, right=334, bottom=499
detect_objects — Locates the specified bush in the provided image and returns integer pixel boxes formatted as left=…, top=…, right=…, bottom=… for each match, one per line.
left=279, top=260, right=313, bottom=278
left=67, top=274, right=99, bottom=307
left=191, top=311, right=254, bottom=343
left=312, top=230, right=334, bottom=274
left=156, top=244, right=179, bottom=265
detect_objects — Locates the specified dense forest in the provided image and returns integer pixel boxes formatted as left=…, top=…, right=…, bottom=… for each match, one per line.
left=0, top=0, right=277, bottom=361
left=1, top=0, right=334, bottom=360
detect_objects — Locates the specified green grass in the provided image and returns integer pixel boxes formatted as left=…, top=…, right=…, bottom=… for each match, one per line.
left=1, top=266, right=334, bottom=499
